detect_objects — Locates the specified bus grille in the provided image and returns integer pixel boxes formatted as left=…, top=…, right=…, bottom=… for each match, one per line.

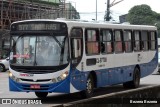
left=12, top=68, right=55, bottom=74
left=20, top=78, right=51, bottom=82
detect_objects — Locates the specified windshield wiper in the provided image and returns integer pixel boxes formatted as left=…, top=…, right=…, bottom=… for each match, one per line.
left=51, top=33, right=63, bottom=48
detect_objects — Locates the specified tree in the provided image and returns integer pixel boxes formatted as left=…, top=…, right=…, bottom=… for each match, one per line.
left=127, top=4, right=160, bottom=37
left=155, top=22, right=160, bottom=37
left=127, top=4, right=155, bottom=25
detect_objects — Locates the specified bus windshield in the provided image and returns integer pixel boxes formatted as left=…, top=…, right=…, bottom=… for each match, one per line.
left=10, top=35, right=69, bottom=66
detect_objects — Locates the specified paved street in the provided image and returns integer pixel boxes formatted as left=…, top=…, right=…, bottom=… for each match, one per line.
left=0, top=71, right=160, bottom=107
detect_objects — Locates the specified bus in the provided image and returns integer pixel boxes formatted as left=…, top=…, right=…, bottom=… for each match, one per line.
left=8, top=19, right=158, bottom=98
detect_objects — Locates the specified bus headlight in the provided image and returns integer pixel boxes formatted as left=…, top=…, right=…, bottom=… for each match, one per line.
left=52, top=71, right=69, bottom=83
left=9, top=72, right=20, bottom=82
left=51, top=78, right=57, bottom=83
left=9, top=71, right=13, bottom=77
left=59, top=71, right=69, bottom=81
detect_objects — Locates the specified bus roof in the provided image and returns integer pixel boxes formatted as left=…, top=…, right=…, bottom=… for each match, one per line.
left=11, top=19, right=157, bottom=31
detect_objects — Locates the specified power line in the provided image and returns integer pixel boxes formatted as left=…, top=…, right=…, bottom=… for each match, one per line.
left=79, top=12, right=105, bottom=14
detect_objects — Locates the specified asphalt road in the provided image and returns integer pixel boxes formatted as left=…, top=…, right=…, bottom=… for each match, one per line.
left=0, top=71, right=160, bottom=107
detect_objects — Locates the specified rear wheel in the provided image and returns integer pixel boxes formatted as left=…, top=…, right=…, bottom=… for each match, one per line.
left=123, top=67, right=140, bottom=88
left=81, top=75, right=94, bottom=98
left=35, top=92, right=48, bottom=98
left=0, top=64, right=5, bottom=72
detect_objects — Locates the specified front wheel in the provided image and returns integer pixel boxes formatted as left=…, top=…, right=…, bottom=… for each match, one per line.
left=81, top=75, right=94, bottom=98
left=35, top=92, right=48, bottom=98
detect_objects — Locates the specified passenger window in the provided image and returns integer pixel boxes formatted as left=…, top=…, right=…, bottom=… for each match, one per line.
left=141, top=31, right=148, bottom=51
left=85, top=29, right=99, bottom=55
left=123, top=31, right=132, bottom=52
left=114, top=30, right=123, bottom=53
left=150, top=31, right=156, bottom=50
left=134, top=31, right=141, bottom=51
left=101, top=29, right=113, bottom=53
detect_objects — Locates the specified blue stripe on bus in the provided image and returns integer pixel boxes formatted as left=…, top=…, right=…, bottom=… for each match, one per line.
left=70, top=52, right=158, bottom=91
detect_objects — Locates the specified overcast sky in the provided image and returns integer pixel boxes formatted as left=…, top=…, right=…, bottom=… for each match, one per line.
left=67, top=0, right=160, bottom=22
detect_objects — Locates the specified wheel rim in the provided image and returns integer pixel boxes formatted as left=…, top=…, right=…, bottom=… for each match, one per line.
left=86, top=78, right=92, bottom=93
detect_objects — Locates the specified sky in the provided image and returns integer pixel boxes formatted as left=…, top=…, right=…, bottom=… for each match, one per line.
left=66, top=0, right=160, bottom=22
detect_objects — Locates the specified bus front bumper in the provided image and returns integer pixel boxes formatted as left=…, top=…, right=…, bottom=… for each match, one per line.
left=9, top=77, right=70, bottom=93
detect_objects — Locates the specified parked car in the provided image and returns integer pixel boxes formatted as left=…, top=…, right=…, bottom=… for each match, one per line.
left=0, top=57, right=9, bottom=72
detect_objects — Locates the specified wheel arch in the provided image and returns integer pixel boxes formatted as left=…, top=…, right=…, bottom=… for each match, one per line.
left=135, top=64, right=141, bottom=77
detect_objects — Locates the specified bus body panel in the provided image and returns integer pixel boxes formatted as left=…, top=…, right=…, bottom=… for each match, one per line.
left=9, top=19, right=158, bottom=95
left=70, top=50, right=158, bottom=91
left=9, top=77, right=70, bottom=93
left=9, top=65, right=71, bottom=93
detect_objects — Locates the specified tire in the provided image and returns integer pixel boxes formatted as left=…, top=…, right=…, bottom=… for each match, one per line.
left=81, top=75, right=94, bottom=98
left=0, top=64, right=5, bottom=72
left=123, top=67, right=140, bottom=88
left=35, top=92, right=48, bottom=98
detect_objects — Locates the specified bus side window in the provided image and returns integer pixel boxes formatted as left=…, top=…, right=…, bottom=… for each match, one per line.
left=86, top=29, right=99, bottom=55
left=123, top=30, right=132, bottom=52
left=71, top=39, right=82, bottom=58
left=141, top=31, right=149, bottom=51
left=134, top=31, right=141, bottom=51
left=150, top=31, right=156, bottom=50
left=70, top=28, right=83, bottom=65
left=101, top=29, right=113, bottom=54
left=114, top=30, right=123, bottom=53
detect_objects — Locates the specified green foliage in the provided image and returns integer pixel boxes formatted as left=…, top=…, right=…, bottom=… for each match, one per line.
left=127, top=4, right=155, bottom=25
left=155, top=22, right=160, bottom=37
left=127, top=4, right=160, bottom=37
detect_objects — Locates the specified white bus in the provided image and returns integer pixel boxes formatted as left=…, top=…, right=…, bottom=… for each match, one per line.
left=9, top=19, right=158, bottom=98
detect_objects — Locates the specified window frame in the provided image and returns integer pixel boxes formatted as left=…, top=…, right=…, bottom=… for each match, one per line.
left=114, top=29, right=124, bottom=53
left=70, top=27, right=83, bottom=63
left=133, top=30, right=141, bottom=52
left=123, top=30, right=133, bottom=53
left=141, top=30, right=149, bottom=51
left=85, top=28, right=100, bottom=56
left=100, top=29, right=114, bottom=54
left=149, top=31, right=157, bottom=51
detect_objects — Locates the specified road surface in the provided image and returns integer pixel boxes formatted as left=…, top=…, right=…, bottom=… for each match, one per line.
left=0, top=71, right=160, bottom=107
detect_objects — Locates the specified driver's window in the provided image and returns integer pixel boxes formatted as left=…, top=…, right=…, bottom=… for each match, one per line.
left=71, top=39, right=82, bottom=58
left=71, top=28, right=83, bottom=59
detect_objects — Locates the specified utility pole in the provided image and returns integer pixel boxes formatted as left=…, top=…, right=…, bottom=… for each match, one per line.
left=106, top=0, right=110, bottom=21
left=105, top=0, right=124, bottom=21
left=96, top=0, right=97, bottom=20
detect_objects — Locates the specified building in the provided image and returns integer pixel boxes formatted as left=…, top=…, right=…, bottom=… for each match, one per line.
left=119, top=14, right=128, bottom=23
left=0, top=0, right=61, bottom=30
left=0, top=0, right=79, bottom=58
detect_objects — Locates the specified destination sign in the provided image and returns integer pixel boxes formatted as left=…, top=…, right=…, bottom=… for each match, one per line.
left=11, top=22, right=63, bottom=31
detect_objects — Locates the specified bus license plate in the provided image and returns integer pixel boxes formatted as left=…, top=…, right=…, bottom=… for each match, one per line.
left=30, top=84, right=40, bottom=89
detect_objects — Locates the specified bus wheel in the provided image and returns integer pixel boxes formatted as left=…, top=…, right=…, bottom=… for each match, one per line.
left=123, top=67, right=140, bottom=88
left=35, top=92, right=48, bottom=98
left=0, top=64, right=5, bottom=72
left=81, top=75, right=94, bottom=98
